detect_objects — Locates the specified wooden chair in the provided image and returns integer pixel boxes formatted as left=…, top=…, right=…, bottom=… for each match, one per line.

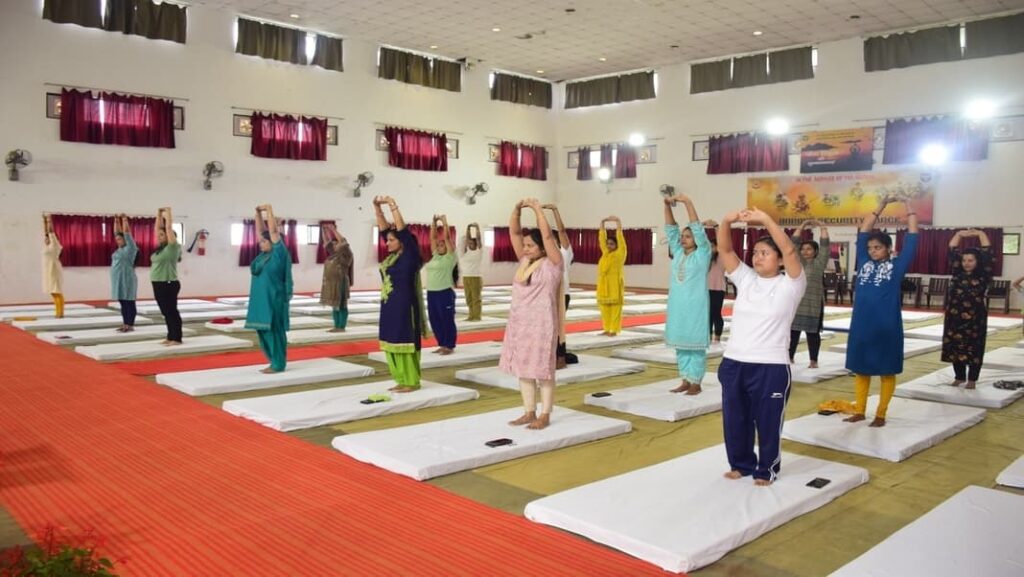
left=924, top=277, right=950, bottom=309
left=987, top=279, right=1011, bottom=314
left=901, top=275, right=922, bottom=307
left=823, top=272, right=848, bottom=304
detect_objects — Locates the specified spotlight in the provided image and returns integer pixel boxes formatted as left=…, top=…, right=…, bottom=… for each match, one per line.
left=765, top=117, right=790, bottom=135
left=628, top=133, right=646, bottom=147
left=918, top=143, right=949, bottom=166
left=965, top=99, right=996, bottom=120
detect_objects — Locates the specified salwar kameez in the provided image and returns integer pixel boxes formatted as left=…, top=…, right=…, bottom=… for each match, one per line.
left=245, top=240, right=293, bottom=372
left=378, top=229, right=426, bottom=388
left=321, top=238, right=353, bottom=330
left=941, top=246, right=993, bottom=381
left=596, top=228, right=627, bottom=334
left=665, top=221, right=711, bottom=383
left=111, top=232, right=139, bottom=327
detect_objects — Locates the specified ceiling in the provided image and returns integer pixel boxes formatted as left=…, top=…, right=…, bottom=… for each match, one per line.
left=192, top=0, right=1024, bottom=81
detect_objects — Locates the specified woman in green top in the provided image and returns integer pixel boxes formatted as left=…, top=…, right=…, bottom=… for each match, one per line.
left=426, top=214, right=458, bottom=355
left=111, top=214, right=139, bottom=332
left=245, top=204, right=293, bottom=373
left=150, top=207, right=183, bottom=345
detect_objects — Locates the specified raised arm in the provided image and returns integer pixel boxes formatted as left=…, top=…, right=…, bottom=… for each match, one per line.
left=663, top=197, right=677, bottom=225
left=113, top=214, right=123, bottom=235
left=163, top=207, right=177, bottom=244
left=1014, top=275, right=1024, bottom=290
left=254, top=206, right=267, bottom=239
left=716, top=211, right=742, bottom=273
left=510, top=201, right=525, bottom=260
left=975, top=229, right=991, bottom=247
left=440, top=215, right=454, bottom=252
left=741, top=208, right=800, bottom=279
left=526, top=198, right=562, bottom=268
left=860, top=195, right=894, bottom=233
left=372, top=196, right=391, bottom=231
left=815, top=223, right=831, bottom=268
left=545, top=204, right=570, bottom=249
left=154, top=208, right=163, bottom=245
left=261, top=205, right=281, bottom=244
left=905, top=200, right=918, bottom=234
left=678, top=195, right=699, bottom=224
left=385, top=196, right=406, bottom=231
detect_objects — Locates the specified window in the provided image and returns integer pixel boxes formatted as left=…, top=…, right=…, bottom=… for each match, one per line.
left=651, top=232, right=658, bottom=248
left=294, top=224, right=318, bottom=245
left=231, top=223, right=244, bottom=246
left=172, top=222, right=185, bottom=241
left=483, top=229, right=494, bottom=248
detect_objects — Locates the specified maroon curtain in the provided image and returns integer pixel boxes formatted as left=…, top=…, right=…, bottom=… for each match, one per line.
left=707, top=133, right=789, bottom=174
left=251, top=113, right=327, bottom=161
left=60, top=88, right=175, bottom=148
left=730, top=227, right=747, bottom=264
left=568, top=228, right=601, bottom=264
left=498, top=142, right=546, bottom=181
left=491, top=226, right=515, bottom=262
left=896, top=227, right=1003, bottom=276
left=238, top=219, right=259, bottom=266
left=281, top=219, right=300, bottom=263
left=127, top=217, right=158, bottom=267
left=948, top=120, right=989, bottom=161
left=599, top=144, right=614, bottom=170
left=385, top=126, right=447, bottom=171
left=883, top=118, right=948, bottom=165
left=517, top=145, right=536, bottom=180
left=530, top=145, right=547, bottom=180
left=615, top=145, right=637, bottom=178
left=315, top=220, right=334, bottom=264
left=498, top=141, right=518, bottom=176
left=576, top=146, right=592, bottom=180
left=51, top=214, right=115, bottom=267
left=622, top=228, right=652, bottom=265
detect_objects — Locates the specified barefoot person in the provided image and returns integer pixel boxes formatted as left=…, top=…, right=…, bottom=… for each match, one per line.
left=942, top=229, right=993, bottom=389
left=664, top=194, right=711, bottom=395
left=544, top=204, right=573, bottom=368
left=245, top=205, right=292, bottom=373
left=111, top=214, right=139, bottom=332
left=789, top=220, right=830, bottom=368
left=500, top=198, right=564, bottom=430
left=41, top=214, right=65, bottom=318
left=596, top=216, right=626, bottom=336
left=459, top=223, right=484, bottom=321
left=425, top=214, right=458, bottom=355
left=844, top=195, right=919, bottom=427
left=707, top=229, right=727, bottom=344
left=374, top=196, right=426, bottom=393
left=717, top=208, right=806, bottom=486
left=320, top=222, right=353, bottom=333
left=150, top=207, right=183, bottom=345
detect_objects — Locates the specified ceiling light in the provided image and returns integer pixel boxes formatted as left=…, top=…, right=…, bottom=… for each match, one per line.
left=289, top=13, right=300, bottom=19
left=599, top=57, right=607, bottom=62
left=765, top=117, right=790, bottom=135
left=430, top=45, right=438, bottom=49
left=492, top=27, right=501, bottom=32
left=965, top=98, right=996, bottom=120
left=919, top=143, right=949, bottom=166
left=536, top=70, right=545, bottom=74
left=628, top=133, right=646, bottom=147
left=752, top=30, right=763, bottom=36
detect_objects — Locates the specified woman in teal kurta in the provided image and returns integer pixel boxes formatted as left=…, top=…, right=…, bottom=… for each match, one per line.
left=245, top=204, right=293, bottom=373
left=111, top=214, right=139, bottom=332
left=664, top=194, right=711, bottom=395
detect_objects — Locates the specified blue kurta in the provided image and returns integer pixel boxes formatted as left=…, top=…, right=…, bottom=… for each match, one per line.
left=665, top=221, right=711, bottom=350
left=845, top=232, right=919, bottom=375
left=245, top=240, right=293, bottom=332
left=110, top=232, right=139, bottom=300
left=378, top=228, right=425, bottom=353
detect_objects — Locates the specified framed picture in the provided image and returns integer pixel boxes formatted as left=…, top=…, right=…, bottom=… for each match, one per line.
left=873, top=126, right=886, bottom=149
left=567, top=150, right=579, bottom=169
left=446, top=138, right=459, bottom=159
left=692, top=140, right=709, bottom=161
left=1004, top=233, right=1020, bottom=256
left=326, top=125, right=338, bottom=146
left=637, top=144, right=657, bottom=164
left=48, top=92, right=184, bottom=130
left=488, top=143, right=500, bottom=163
left=376, top=129, right=389, bottom=151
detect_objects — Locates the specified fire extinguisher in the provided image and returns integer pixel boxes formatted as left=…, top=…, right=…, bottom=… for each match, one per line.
left=187, top=229, right=209, bottom=255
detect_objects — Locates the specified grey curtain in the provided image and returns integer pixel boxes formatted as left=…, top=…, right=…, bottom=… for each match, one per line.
left=236, top=18, right=306, bottom=65
left=731, top=54, right=769, bottom=88
left=491, top=73, right=552, bottom=108
left=378, top=47, right=406, bottom=80
left=565, top=76, right=619, bottom=109
left=405, top=53, right=431, bottom=86
left=135, top=0, right=186, bottom=43
left=768, top=46, right=813, bottom=83
left=864, top=25, right=961, bottom=71
left=617, top=71, right=656, bottom=102
left=690, top=59, right=730, bottom=94
left=43, top=0, right=102, bottom=29
left=965, top=13, right=1024, bottom=59
left=430, top=60, right=462, bottom=92
left=312, top=35, right=344, bottom=72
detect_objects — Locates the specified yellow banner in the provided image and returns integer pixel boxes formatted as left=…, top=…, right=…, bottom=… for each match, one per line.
left=747, top=172, right=936, bottom=226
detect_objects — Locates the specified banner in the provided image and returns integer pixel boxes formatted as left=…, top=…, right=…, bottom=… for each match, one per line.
left=747, top=172, right=936, bottom=226
left=798, top=128, right=874, bottom=173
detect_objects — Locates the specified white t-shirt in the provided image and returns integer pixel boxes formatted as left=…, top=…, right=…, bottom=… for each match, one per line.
left=459, top=237, right=483, bottom=277
left=724, top=262, right=807, bottom=364
left=560, top=245, right=574, bottom=294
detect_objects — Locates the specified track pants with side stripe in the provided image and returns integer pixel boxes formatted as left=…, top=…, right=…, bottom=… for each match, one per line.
left=718, top=358, right=792, bottom=482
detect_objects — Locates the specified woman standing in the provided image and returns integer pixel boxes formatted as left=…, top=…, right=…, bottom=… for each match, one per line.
left=41, top=214, right=64, bottom=318
left=245, top=205, right=293, bottom=373
left=789, top=220, right=831, bottom=368
left=941, top=229, right=993, bottom=389
left=844, top=195, right=919, bottom=427
left=545, top=204, right=574, bottom=368
left=664, top=194, right=712, bottom=395
left=596, top=216, right=627, bottom=336
left=320, top=222, right=353, bottom=333
left=717, top=208, right=806, bottom=486
left=111, top=214, right=139, bottom=332
left=425, top=214, right=458, bottom=355
left=500, top=198, right=564, bottom=430
left=459, top=223, right=484, bottom=321
left=374, top=196, right=426, bottom=392
left=150, top=207, right=183, bottom=345
left=707, top=232, right=727, bottom=343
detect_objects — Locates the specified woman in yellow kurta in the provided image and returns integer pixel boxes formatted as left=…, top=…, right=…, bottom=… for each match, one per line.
left=596, top=216, right=627, bottom=336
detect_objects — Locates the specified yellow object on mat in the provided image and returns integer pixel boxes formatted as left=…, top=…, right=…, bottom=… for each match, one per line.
left=818, top=399, right=859, bottom=414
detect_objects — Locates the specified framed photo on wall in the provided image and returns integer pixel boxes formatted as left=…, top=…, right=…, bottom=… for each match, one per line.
left=1004, top=233, right=1020, bottom=256
left=692, top=140, right=709, bottom=161
left=488, top=143, right=500, bottom=163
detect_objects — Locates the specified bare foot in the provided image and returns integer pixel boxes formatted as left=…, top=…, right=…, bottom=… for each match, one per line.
left=670, top=381, right=692, bottom=394
left=869, top=417, right=886, bottom=427
left=259, top=367, right=280, bottom=374
left=607, top=332, right=618, bottom=337
left=431, top=348, right=442, bottom=354
left=388, top=385, right=419, bottom=393
left=965, top=381, right=976, bottom=390
left=438, top=347, right=453, bottom=356
left=712, top=336, right=720, bottom=343
left=165, top=340, right=182, bottom=346
left=327, top=328, right=346, bottom=333
left=509, top=412, right=536, bottom=426
left=809, top=361, right=819, bottom=369
left=949, top=380, right=965, bottom=387
left=527, top=413, right=551, bottom=430
left=685, top=384, right=703, bottom=396
left=754, top=478, right=773, bottom=486
left=124, top=326, right=134, bottom=332
left=724, top=470, right=743, bottom=480
left=844, top=413, right=866, bottom=423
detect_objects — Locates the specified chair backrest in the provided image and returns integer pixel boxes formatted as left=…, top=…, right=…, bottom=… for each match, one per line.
left=989, top=279, right=1010, bottom=297
left=823, top=272, right=838, bottom=289
left=902, top=275, right=920, bottom=293
left=928, top=277, right=949, bottom=292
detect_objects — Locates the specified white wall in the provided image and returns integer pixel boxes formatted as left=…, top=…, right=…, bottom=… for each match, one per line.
left=553, top=36, right=1024, bottom=308
left=0, top=2, right=557, bottom=304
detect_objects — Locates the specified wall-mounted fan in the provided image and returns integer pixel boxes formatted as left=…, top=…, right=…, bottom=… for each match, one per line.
left=466, top=182, right=489, bottom=205
left=6, top=149, right=32, bottom=181
left=202, top=161, right=224, bottom=190
left=354, top=171, right=374, bottom=197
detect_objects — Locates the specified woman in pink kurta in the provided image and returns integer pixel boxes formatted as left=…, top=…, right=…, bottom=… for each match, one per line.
left=499, top=198, right=564, bottom=430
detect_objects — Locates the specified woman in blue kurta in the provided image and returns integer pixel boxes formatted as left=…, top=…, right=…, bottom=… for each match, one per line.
left=245, top=204, right=293, bottom=374
left=664, top=193, right=712, bottom=395
left=844, top=195, right=919, bottom=427
left=111, top=214, right=139, bottom=332
left=374, top=195, right=426, bottom=392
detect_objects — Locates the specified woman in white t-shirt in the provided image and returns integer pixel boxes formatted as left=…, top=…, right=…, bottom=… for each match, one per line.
left=459, top=223, right=484, bottom=321
left=716, top=208, right=807, bottom=486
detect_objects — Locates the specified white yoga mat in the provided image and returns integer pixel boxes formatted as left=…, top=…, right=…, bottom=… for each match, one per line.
left=900, top=310, right=943, bottom=322
left=36, top=325, right=195, bottom=345
left=782, top=396, right=986, bottom=462
left=456, top=303, right=511, bottom=315
left=564, top=309, right=601, bottom=321
left=292, top=302, right=380, bottom=315
left=136, top=302, right=235, bottom=315
left=332, top=406, right=631, bottom=480
left=612, top=343, right=725, bottom=364
left=526, top=444, right=869, bottom=574
left=895, top=367, right=1024, bottom=409
left=0, top=303, right=92, bottom=313
left=829, top=486, right=1024, bottom=577
left=585, top=374, right=722, bottom=421
left=790, top=351, right=850, bottom=383
left=204, top=316, right=331, bottom=333
left=1019, top=340, right=1024, bottom=349
left=630, top=322, right=732, bottom=336
left=177, top=309, right=248, bottom=322
left=905, top=323, right=996, bottom=341
left=996, top=456, right=1024, bottom=488
left=625, top=294, right=668, bottom=303
left=369, top=341, right=504, bottom=369
left=622, top=303, right=667, bottom=314
left=107, top=298, right=210, bottom=308
left=75, top=335, right=251, bottom=361
left=822, top=317, right=853, bottom=331
left=224, top=380, right=478, bottom=432
left=569, top=298, right=598, bottom=307
left=827, top=338, right=941, bottom=359
left=823, top=306, right=852, bottom=316
left=980, top=347, right=1024, bottom=371
left=987, top=316, right=1024, bottom=329
left=157, top=358, right=375, bottom=396
left=455, top=355, right=646, bottom=390
left=456, top=316, right=508, bottom=330
left=0, top=307, right=118, bottom=321
left=287, top=325, right=380, bottom=344
left=13, top=315, right=153, bottom=331
left=566, top=330, right=661, bottom=351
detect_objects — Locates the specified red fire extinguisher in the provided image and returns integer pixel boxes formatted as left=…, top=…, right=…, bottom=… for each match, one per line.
left=188, top=229, right=209, bottom=255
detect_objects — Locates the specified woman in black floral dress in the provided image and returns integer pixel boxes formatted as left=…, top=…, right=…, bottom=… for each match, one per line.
left=941, top=229, right=992, bottom=389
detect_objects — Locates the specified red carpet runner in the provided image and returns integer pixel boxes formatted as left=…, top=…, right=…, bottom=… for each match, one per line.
left=0, top=324, right=670, bottom=576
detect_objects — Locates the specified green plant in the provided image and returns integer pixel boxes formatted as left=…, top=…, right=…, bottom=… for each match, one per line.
left=1, top=525, right=119, bottom=577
